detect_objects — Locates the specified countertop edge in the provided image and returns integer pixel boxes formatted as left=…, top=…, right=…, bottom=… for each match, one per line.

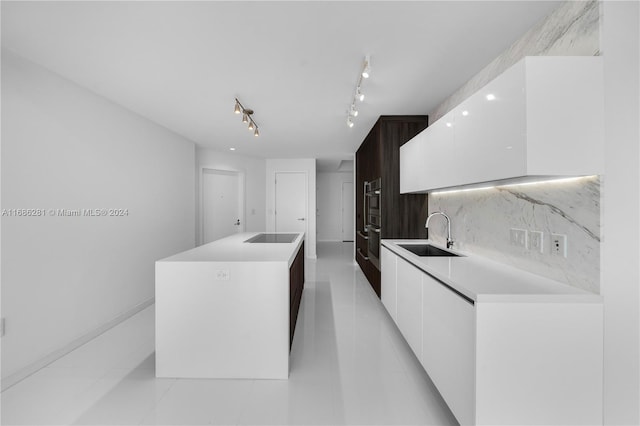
left=157, top=232, right=305, bottom=268
left=381, top=239, right=602, bottom=304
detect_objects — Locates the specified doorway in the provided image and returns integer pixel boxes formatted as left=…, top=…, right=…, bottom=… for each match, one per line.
left=201, top=169, right=244, bottom=244
left=275, top=171, right=307, bottom=235
left=341, top=181, right=354, bottom=241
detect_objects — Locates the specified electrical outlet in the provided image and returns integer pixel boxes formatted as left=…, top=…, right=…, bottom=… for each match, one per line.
left=510, top=228, right=527, bottom=248
left=529, top=231, right=544, bottom=253
left=551, top=234, right=567, bottom=257
left=215, top=270, right=230, bottom=281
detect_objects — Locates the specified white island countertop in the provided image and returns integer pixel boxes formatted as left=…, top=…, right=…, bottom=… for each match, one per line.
left=382, top=239, right=601, bottom=303
left=159, top=232, right=304, bottom=267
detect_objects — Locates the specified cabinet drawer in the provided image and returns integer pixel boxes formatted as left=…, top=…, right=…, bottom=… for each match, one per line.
left=396, top=257, right=423, bottom=360
left=380, top=246, right=397, bottom=322
left=422, top=272, right=475, bottom=425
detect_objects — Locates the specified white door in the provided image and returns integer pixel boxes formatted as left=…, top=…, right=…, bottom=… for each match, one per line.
left=275, top=172, right=306, bottom=234
left=341, top=182, right=354, bottom=241
left=202, top=169, right=243, bottom=244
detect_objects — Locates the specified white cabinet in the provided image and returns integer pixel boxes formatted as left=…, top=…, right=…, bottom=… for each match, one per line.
left=382, top=244, right=603, bottom=425
left=422, top=273, right=475, bottom=425
left=400, top=56, right=604, bottom=193
left=380, top=246, right=397, bottom=322
left=395, top=256, right=423, bottom=359
left=400, top=112, right=455, bottom=193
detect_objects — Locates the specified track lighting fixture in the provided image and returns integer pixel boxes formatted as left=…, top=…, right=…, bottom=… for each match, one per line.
left=346, top=55, right=371, bottom=127
left=234, top=98, right=259, bottom=137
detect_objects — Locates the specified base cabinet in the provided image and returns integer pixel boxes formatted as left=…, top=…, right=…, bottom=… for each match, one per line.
left=422, top=272, right=475, bottom=425
left=396, top=256, right=423, bottom=359
left=289, top=244, right=305, bottom=348
left=380, top=247, right=397, bottom=321
left=381, top=246, right=603, bottom=425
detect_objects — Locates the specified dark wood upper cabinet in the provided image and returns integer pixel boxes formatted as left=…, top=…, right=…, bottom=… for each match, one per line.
left=355, top=115, right=429, bottom=297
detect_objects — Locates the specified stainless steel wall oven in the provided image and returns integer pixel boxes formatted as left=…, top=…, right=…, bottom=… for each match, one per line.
left=365, top=178, right=382, bottom=269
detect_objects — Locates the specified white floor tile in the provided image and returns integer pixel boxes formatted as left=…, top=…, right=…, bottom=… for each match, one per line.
left=1, top=242, right=458, bottom=426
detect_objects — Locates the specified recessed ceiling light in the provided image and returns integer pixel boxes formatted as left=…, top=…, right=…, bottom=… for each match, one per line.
left=229, top=147, right=236, bottom=151
left=486, top=94, right=496, bottom=101
left=446, top=122, right=452, bottom=127
left=462, top=110, right=469, bottom=116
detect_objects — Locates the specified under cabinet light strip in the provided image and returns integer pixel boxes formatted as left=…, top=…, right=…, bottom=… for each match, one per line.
left=430, top=175, right=598, bottom=195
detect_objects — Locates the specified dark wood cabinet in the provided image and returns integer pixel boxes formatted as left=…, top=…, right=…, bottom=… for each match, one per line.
left=355, top=116, right=430, bottom=297
left=289, top=243, right=304, bottom=348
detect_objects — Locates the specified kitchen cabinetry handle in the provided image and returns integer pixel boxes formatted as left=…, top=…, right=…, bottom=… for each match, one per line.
left=370, top=227, right=381, bottom=233
left=395, top=251, right=475, bottom=305
left=357, top=248, right=369, bottom=261
left=357, top=231, right=369, bottom=240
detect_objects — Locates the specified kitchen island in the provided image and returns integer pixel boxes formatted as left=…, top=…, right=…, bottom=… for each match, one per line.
left=155, top=232, right=304, bottom=379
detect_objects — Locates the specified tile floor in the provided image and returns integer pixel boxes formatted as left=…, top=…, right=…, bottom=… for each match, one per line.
left=1, top=242, right=458, bottom=425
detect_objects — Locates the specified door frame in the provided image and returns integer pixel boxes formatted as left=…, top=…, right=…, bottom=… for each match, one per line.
left=199, top=167, right=246, bottom=246
left=341, top=181, right=354, bottom=242
left=274, top=170, right=308, bottom=238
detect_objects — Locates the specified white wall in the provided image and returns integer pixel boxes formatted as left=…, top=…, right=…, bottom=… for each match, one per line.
left=196, top=148, right=266, bottom=245
left=1, top=51, right=196, bottom=383
left=317, top=172, right=353, bottom=242
left=265, top=159, right=316, bottom=259
left=601, top=1, right=640, bottom=423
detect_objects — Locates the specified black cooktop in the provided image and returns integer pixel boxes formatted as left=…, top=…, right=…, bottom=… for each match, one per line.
left=244, top=233, right=299, bottom=243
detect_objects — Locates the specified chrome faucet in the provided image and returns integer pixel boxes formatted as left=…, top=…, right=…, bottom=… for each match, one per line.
left=425, top=211, right=454, bottom=249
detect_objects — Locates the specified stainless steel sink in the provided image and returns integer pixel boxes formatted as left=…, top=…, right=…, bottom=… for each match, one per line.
left=398, top=244, right=460, bottom=257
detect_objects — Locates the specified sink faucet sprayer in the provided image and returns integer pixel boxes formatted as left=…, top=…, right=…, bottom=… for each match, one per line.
left=425, top=211, right=454, bottom=249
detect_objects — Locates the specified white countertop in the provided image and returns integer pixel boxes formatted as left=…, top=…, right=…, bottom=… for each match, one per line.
left=382, top=239, right=602, bottom=303
left=158, top=232, right=304, bottom=267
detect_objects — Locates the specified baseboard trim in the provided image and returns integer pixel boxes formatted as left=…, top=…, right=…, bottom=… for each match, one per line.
left=1, top=297, right=155, bottom=392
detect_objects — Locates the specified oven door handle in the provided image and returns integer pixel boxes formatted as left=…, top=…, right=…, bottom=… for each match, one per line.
left=363, top=181, right=369, bottom=231
left=370, top=227, right=381, bottom=233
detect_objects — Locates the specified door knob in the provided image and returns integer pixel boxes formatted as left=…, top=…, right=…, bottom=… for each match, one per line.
left=297, top=218, right=305, bottom=221
left=235, top=219, right=240, bottom=225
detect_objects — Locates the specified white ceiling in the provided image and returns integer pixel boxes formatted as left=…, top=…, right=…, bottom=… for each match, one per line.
left=1, top=1, right=560, bottom=163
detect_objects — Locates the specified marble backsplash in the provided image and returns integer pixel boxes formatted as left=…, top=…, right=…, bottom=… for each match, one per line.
left=428, top=177, right=601, bottom=293
left=425, top=1, right=601, bottom=293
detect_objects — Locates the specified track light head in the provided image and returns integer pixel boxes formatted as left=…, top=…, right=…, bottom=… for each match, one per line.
left=234, top=101, right=241, bottom=114
left=248, top=120, right=255, bottom=130
left=362, top=55, right=371, bottom=79
left=357, top=87, right=365, bottom=102
left=350, top=104, right=358, bottom=117
left=347, top=117, right=354, bottom=128
left=254, top=128, right=259, bottom=137
left=242, top=113, right=248, bottom=123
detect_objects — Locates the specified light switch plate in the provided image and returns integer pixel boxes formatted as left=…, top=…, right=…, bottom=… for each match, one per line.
left=510, top=228, right=527, bottom=248
left=530, top=231, right=544, bottom=253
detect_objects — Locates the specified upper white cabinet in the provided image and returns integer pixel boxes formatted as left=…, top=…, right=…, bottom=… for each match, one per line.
left=400, top=56, right=604, bottom=193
